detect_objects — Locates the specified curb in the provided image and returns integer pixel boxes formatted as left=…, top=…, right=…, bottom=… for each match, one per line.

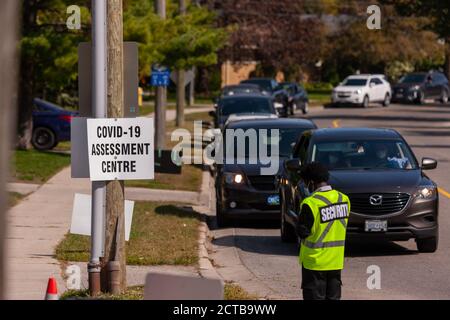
left=197, top=168, right=222, bottom=280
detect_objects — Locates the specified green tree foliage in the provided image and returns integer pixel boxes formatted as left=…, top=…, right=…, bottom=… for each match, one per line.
left=18, top=0, right=90, bottom=148
left=18, top=0, right=227, bottom=148
left=322, top=2, right=445, bottom=82
left=124, top=0, right=229, bottom=78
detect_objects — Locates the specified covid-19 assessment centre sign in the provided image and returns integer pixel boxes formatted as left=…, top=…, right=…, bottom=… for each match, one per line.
left=87, top=118, right=154, bottom=181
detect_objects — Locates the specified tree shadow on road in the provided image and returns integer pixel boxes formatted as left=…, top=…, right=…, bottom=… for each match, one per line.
left=345, top=239, right=417, bottom=257
left=211, top=232, right=417, bottom=258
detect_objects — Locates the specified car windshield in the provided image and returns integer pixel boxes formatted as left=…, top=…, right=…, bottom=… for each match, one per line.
left=223, top=87, right=260, bottom=95
left=310, top=139, right=418, bottom=170
left=224, top=127, right=307, bottom=160
left=220, top=98, right=273, bottom=116
left=399, top=74, right=426, bottom=84
left=342, top=78, right=368, bottom=86
left=242, top=80, right=273, bottom=92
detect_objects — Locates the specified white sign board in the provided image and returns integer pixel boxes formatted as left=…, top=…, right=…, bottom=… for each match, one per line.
left=87, top=117, right=154, bottom=181
left=144, top=272, right=224, bottom=300
left=70, top=193, right=134, bottom=241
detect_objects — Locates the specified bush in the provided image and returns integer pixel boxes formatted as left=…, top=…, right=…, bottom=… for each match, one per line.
left=303, top=82, right=334, bottom=92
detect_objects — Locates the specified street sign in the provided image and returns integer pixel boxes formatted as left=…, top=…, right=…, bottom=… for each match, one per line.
left=78, top=42, right=139, bottom=117
left=150, top=65, right=171, bottom=87
left=87, top=117, right=155, bottom=181
left=170, top=68, right=195, bottom=87
left=70, top=193, right=135, bottom=241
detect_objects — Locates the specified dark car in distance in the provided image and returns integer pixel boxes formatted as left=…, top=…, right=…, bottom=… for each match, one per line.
left=392, top=71, right=449, bottom=104
left=279, top=128, right=439, bottom=252
left=211, top=94, right=277, bottom=129
left=240, top=78, right=290, bottom=117
left=32, top=98, right=77, bottom=150
left=215, top=118, right=317, bottom=227
left=280, top=82, right=309, bottom=115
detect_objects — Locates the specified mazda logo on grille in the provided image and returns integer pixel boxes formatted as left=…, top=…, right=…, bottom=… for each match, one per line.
left=369, top=195, right=383, bottom=206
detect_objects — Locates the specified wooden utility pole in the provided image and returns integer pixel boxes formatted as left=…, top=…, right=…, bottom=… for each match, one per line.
left=0, top=0, right=20, bottom=299
left=176, top=0, right=187, bottom=127
left=155, top=0, right=167, bottom=148
left=102, top=0, right=126, bottom=293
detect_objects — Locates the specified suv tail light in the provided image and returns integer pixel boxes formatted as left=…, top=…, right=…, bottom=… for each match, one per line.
left=59, top=115, right=73, bottom=123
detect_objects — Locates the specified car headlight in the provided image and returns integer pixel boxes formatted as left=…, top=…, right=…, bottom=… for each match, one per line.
left=224, top=173, right=244, bottom=184
left=415, top=186, right=436, bottom=199
left=353, top=89, right=362, bottom=95
left=411, top=85, right=420, bottom=91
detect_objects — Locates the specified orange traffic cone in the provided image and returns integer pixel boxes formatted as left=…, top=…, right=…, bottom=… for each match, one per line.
left=45, top=277, right=59, bottom=300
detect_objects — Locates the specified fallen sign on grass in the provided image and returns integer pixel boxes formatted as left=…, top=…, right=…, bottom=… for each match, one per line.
left=144, top=272, right=223, bottom=300
left=70, top=193, right=134, bottom=241
left=87, top=117, right=154, bottom=181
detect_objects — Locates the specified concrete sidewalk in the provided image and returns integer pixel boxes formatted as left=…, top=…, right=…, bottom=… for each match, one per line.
left=5, top=167, right=204, bottom=299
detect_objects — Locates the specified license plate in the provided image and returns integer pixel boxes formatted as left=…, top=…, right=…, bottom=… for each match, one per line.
left=267, top=195, right=280, bottom=206
left=396, top=93, right=403, bottom=98
left=365, top=220, right=387, bottom=232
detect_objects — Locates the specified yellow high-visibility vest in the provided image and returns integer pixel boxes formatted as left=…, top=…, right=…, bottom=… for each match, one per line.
left=299, top=189, right=350, bottom=271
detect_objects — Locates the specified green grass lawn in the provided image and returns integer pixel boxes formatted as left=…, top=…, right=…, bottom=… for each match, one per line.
left=126, top=165, right=203, bottom=192
left=12, top=150, right=71, bottom=183
left=56, top=202, right=201, bottom=266
left=308, top=89, right=332, bottom=106
left=60, top=283, right=256, bottom=300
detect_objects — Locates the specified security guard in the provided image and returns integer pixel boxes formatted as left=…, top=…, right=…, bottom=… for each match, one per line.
left=297, top=162, right=350, bottom=300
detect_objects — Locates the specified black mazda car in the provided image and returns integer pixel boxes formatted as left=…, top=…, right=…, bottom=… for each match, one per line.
left=215, top=118, right=317, bottom=227
left=279, top=128, right=439, bottom=252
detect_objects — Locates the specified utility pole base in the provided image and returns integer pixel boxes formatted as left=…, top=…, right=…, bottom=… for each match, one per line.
left=88, top=262, right=101, bottom=296
left=107, top=261, right=122, bottom=295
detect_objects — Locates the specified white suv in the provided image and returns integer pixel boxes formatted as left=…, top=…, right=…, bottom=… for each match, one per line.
left=332, top=74, right=392, bottom=108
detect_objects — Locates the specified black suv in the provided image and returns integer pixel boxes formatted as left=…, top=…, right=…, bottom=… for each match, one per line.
left=241, top=78, right=290, bottom=116
left=279, top=128, right=439, bottom=252
left=392, top=71, right=449, bottom=104
left=215, top=118, right=316, bottom=227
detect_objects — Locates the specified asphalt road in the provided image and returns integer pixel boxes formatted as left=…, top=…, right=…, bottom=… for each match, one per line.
left=209, top=102, right=450, bottom=300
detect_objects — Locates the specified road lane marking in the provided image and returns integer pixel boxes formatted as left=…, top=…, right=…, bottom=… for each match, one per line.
left=438, top=187, right=450, bottom=199
left=332, top=119, right=340, bottom=128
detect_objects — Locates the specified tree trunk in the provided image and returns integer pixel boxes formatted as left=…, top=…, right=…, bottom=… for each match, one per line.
left=445, top=39, right=450, bottom=83
left=176, top=70, right=185, bottom=127
left=17, top=1, right=37, bottom=150
left=176, top=0, right=187, bottom=127
left=102, top=0, right=126, bottom=293
left=0, top=0, right=20, bottom=299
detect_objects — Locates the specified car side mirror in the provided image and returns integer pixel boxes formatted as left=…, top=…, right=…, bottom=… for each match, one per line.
left=285, top=159, right=302, bottom=172
left=421, top=157, right=437, bottom=170
left=369, top=82, right=375, bottom=88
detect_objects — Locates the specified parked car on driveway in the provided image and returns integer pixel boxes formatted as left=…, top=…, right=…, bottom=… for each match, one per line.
left=32, top=98, right=77, bottom=150
left=392, top=71, right=449, bottom=104
left=280, top=82, right=309, bottom=115
left=240, top=78, right=290, bottom=116
left=332, top=74, right=391, bottom=108
left=215, top=118, right=317, bottom=227
left=211, top=94, right=277, bottom=129
left=279, top=128, right=439, bottom=253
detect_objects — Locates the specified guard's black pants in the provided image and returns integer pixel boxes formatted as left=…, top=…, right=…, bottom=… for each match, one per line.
left=301, top=266, right=342, bottom=300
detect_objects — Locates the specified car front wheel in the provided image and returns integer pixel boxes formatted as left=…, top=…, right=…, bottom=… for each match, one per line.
left=216, top=196, right=229, bottom=228
left=440, top=89, right=449, bottom=104
left=416, top=236, right=438, bottom=253
left=280, top=193, right=297, bottom=243
left=362, top=95, right=369, bottom=108
left=382, top=93, right=390, bottom=107
left=302, top=102, right=309, bottom=114
left=32, top=127, right=57, bottom=151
